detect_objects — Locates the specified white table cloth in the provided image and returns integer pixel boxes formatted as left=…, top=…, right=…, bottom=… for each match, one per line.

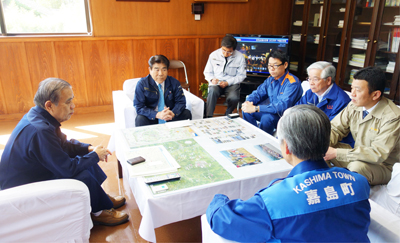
left=112, top=117, right=292, bottom=242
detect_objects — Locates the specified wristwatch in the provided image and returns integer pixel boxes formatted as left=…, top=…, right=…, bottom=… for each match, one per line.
left=255, top=106, right=260, bottom=112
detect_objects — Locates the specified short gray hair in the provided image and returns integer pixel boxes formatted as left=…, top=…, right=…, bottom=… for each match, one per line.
left=34, top=78, right=71, bottom=109
left=277, top=105, right=331, bottom=161
left=307, top=61, right=336, bottom=82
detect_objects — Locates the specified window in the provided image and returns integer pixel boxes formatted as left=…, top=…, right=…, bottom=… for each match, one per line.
left=0, top=0, right=91, bottom=36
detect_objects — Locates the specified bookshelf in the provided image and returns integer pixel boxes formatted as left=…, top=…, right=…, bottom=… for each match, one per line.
left=289, top=0, right=325, bottom=80
left=290, top=0, right=400, bottom=104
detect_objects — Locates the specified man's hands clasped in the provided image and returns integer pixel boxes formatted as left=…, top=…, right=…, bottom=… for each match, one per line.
left=241, top=101, right=257, bottom=114
left=156, top=107, right=175, bottom=122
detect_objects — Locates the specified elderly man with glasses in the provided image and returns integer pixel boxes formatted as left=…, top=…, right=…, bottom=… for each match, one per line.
left=296, top=61, right=354, bottom=146
left=241, top=50, right=302, bottom=135
left=204, top=35, right=246, bottom=117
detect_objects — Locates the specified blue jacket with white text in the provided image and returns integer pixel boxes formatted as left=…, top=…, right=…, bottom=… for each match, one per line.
left=206, top=159, right=370, bottom=242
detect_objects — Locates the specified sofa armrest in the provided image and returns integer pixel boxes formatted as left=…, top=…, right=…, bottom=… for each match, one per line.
left=201, top=214, right=238, bottom=243
left=0, top=179, right=92, bottom=242
left=183, top=89, right=204, bottom=120
left=113, top=90, right=134, bottom=129
left=368, top=199, right=400, bottom=242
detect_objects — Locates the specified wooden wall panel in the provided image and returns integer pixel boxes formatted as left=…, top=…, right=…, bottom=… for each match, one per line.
left=107, top=40, right=134, bottom=90
left=198, top=38, right=220, bottom=90
left=156, top=39, right=178, bottom=78
left=24, top=42, right=58, bottom=92
left=132, top=39, right=156, bottom=78
left=0, top=36, right=222, bottom=118
left=0, top=42, right=33, bottom=114
left=178, top=38, right=197, bottom=96
left=54, top=41, right=88, bottom=107
left=81, top=40, right=112, bottom=107
left=90, top=0, right=292, bottom=37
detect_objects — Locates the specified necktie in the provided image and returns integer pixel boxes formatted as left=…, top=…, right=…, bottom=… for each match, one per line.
left=158, top=84, right=166, bottom=124
left=362, top=110, right=369, bottom=119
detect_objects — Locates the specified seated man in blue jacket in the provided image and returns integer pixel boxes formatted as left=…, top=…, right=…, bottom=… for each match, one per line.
left=296, top=61, right=354, bottom=147
left=241, top=50, right=302, bottom=135
left=206, top=105, right=370, bottom=242
left=134, top=55, right=192, bottom=126
left=0, top=78, right=128, bottom=226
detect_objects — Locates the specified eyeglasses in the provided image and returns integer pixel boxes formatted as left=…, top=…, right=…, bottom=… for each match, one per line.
left=306, top=77, right=325, bottom=83
left=267, top=63, right=284, bottom=69
left=221, top=49, right=234, bottom=55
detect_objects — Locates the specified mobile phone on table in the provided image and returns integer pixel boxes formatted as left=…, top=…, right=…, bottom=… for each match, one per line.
left=127, top=156, right=146, bottom=165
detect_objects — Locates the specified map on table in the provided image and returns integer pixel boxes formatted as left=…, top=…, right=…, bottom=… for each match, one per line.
left=220, top=147, right=262, bottom=167
left=192, top=117, right=257, bottom=144
left=144, top=139, right=233, bottom=195
left=255, top=143, right=283, bottom=161
left=122, top=125, right=197, bottom=148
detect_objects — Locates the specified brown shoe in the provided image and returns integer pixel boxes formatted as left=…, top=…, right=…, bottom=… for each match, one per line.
left=107, top=194, right=126, bottom=209
left=91, top=209, right=129, bottom=226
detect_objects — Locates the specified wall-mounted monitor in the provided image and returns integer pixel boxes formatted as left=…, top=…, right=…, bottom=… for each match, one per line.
left=231, top=34, right=291, bottom=78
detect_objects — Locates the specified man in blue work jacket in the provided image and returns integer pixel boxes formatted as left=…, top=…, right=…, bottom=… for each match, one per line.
left=241, top=50, right=302, bottom=135
left=134, top=55, right=192, bottom=126
left=0, top=78, right=129, bottom=226
left=206, top=105, right=370, bottom=242
left=296, top=61, right=354, bottom=146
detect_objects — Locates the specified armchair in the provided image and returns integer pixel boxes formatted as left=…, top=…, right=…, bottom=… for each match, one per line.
left=0, top=179, right=93, bottom=242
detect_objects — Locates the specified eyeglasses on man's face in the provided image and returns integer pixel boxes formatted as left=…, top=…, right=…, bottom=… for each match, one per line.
left=306, top=77, right=325, bottom=83
left=221, top=48, right=234, bottom=55
left=267, top=63, right=284, bottom=69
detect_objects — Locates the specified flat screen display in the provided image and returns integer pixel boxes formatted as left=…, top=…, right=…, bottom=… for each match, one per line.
left=231, top=34, right=291, bottom=77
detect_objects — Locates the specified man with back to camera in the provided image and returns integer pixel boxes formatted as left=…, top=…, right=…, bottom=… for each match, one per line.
left=324, top=66, right=400, bottom=185
left=134, top=55, right=192, bottom=126
left=296, top=61, right=354, bottom=146
left=206, top=105, right=370, bottom=242
left=241, top=50, right=302, bottom=135
left=204, top=35, right=246, bottom=117
left=0, top=78, right=129, bottom=226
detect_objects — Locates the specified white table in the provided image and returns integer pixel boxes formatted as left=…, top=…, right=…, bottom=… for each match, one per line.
left=111, top=117, right=292, bottom=242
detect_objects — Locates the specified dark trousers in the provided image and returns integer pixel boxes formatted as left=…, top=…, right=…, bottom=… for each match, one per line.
left=135, top=109, right=192, bottom=127
left=73, top=164, right=113, bottom=212
left=242, top=111, right=280, bottom=135
left=206, top=84, right=240, bottom=117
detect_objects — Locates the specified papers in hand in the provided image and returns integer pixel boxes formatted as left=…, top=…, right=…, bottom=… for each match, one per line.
left=209, top=80, right=225, bottom=86
left=124, top=145, right=180, bottom=177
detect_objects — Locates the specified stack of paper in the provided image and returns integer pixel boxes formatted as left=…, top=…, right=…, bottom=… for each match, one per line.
left=125, top=145, right=180, bottom=177
left=351, top=38, right=368, bottom=50
left=386, top=61, right=396, bottom=73
left=314, top=34, right=320, bottom=44
left=293, top=20, right=303, bottom=26
left=349, top=53, right=365, bottom=67
left=394, top=15, right=400, bottom=25
left=292, top=34, right=301, bottom=42
left=290, top=61, right=298, bottom=71
left=338, top=20, right=344, bottom=28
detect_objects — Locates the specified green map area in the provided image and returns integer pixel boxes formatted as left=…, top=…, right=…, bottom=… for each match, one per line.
left=123, top=125, right=197, bottom=148
left=144, top=139, right=233, bottom=194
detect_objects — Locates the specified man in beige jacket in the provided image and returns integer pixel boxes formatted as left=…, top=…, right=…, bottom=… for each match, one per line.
left=324, top=66, right=400, bottom=185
